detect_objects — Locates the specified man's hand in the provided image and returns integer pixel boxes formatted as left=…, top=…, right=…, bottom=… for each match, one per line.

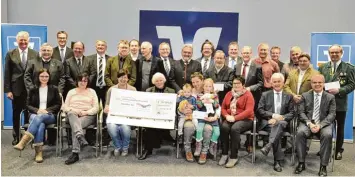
left=6, top=92, right=14, bottom=100
left=79, top=111, right=88, bottom=117
left=311, top=124, right=320, bottom=133
left=328, top=88, right=339, bottom=95
left=293, top=95, right=302, bottom=103
left=268, top=118, right=277, bottom=125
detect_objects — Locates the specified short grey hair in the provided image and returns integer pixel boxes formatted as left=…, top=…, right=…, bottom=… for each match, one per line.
left=40, top=43, right=53, bottom=50
left=151, top=72, right=166, bottom=84
left=271, top=73, right=285, bottom=83
left=141, top=41, right=153, bottom=50
left=16, top=31, right=29, bottom=40
left=182, top=44, right=193, bottom=51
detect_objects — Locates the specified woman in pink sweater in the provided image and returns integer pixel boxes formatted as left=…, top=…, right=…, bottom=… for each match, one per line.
left=63, top=73, right=98, bottom=165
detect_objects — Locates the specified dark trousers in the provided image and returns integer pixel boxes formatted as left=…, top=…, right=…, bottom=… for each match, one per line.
left=335, top=111, right=346, bottom=153
left=94, top=86, right=109, bottom=105
left=264, top=120, right=288, bottom=161
left=220, top=119, right=252, bottom=158
left=12, top=92, right=28, bottom=140
left=143, top=128, right=164, bottom=151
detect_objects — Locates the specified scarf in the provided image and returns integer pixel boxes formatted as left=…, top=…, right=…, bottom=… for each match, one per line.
left=230, top=89, right=246, bottom=110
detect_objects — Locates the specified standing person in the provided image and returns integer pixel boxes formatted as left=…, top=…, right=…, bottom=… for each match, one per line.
left=4, top=31, right=39, bottom=145
left=226, top=41, right=243, bottom=69
left=157, top=42, right=175, bottom=88
left=197, top=40, right=215, bottom=75
left=281, top=46, right=302, bottom=79
left=270, top=46, right=284, bottom=71
left=52, top=31, right=74, bottom=63
left=129, top=39, right=142, bottom=62
left=318, top=44, right=355, bottom=160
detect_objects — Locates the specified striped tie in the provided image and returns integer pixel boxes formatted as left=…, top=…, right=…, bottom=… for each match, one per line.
left=203, top=58, right=208, bottom=73
left=98, top=57, right=104, bottom=87
left=313, top=93, right=320, bottom=124
left=163, top=58, right=170, bottom=75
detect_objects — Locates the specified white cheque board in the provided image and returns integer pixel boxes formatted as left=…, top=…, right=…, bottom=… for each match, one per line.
left=107, top=88, right=177, bottom=129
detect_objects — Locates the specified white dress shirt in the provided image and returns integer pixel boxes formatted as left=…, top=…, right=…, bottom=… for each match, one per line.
left=332, top=60, right=342, bottom=73
left=96, top=54, right=106, bottom=86
left=228, top=57, right=238, bottom=69
left=39, top=86, right=48, bottom=109
left=297, top=69, right=307, bottom=94
left=161, top=57, right=171, bottom=71
left=131, top=53, right=138, bottom=61
left=201, top=56, right=212, bottom=71
left=59, top=46, right=67, bottom=56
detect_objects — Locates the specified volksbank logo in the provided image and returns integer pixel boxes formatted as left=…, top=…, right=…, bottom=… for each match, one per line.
left=139, top=10, right=239, bottom=59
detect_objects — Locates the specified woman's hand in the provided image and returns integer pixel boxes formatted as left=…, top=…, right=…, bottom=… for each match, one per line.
left=37, top=109, right=48, bottom=114
left=226, top=115, right=235, bottom=122
left=79, top=111, right=88, bottom=117
left=205, top=115, right=217, bottom=122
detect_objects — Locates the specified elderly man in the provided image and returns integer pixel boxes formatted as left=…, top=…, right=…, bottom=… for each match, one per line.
left=270, top=46, right=284, bottom=71
left=253, top=43, right=280, bottom=92
left=204, top=50, right=234, bottom=103
left=157, top=42, right=175, bottom=88
left=197, top=40, right=215, bottom=75
left=105, top=40, right=137, bottom=87
left=281, top=46, right=302, bottom=79
left=294, top=74, right=336, bottom=176
left=258, top=73, right=294, bottom=172
left=4, top=31, right=39, bottom=145
left=318, top=44, right=355, bottom=160
left=52, top=31, right=74, bottom=63
left=226, top=41, right=243, bottom=69
left=169, top=44, right=202, bottom=93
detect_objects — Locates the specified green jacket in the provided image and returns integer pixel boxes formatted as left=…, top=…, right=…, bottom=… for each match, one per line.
left=319, top=61, right=355, bottom=111
left=105, top=55, right=137, bottom=87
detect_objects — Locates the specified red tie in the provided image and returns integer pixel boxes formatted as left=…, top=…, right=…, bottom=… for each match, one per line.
left=242, top=63, right=248, bottom=78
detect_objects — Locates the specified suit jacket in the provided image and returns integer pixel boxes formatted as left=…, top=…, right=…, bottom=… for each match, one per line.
left=52, top=46, right=74, bottom=63
left=146, top=86, right=175, bottom=94
left=204, top=65, right=234, bottom=103
left=197, top=57, right=215, bottom=73
left=24, top=57, right=65, bottom=93
left=4, top=48, right=39, bottom=96
left=284, top=67, right=319, bottom=96
left=86, top=53, right=111, bottom=88
left=65, top=56, right=92, bottom=89
left=277, top=60, right=285, bottom=72
left=135, top=56, right=159, bottom=91
left=299, top=91, right=336, bottom=128
left=258, top=90, right=294, bottom=129
left=26, top=85, right=62, bottom=115
left=226, top=56, right=243, bottom=68
left=105, top=55, right=137, bottom=87
left=319, top=61, right=355, bottom=111
left=169, top=59, right=202, bottom=92
left=157, top=57, right=175, bottom=86
left=233, top=61, right=263, bottom=95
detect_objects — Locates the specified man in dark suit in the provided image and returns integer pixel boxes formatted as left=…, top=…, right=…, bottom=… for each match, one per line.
left=24, top=43, right=65, bottom=94
left=196, top=40, right=215, bottom=75
left=135, top=41, right=159, bottom=91
left=258, top=73, right=294, bottom=172
left=233, top=46, right=263, bottom=112
left=86, top=40, right=111, bottom=104
left=226, top=41, right=243, bottom=69
left=156, top=42, right=175, bottom=88
left=52, top=31, right=74, bottom=63
left=270, top=46, right=284, bottom=72
left=294, top=74, right=336, bottom=176
left=318, top=44, right=355, bottom=160
left=4, top=31, right=39, bottom=145
left=169, top=44, right=202, bottom=93
left=281, top=46, right=302, bottom=79
left=204, top=50, right=233, bottom=103
left=129, top=39, right=142, bottom=62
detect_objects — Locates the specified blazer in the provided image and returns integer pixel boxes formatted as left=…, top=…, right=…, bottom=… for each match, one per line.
left=284, top=67, right=319, bottom=96
left=204, top=65, right=234, bottom=103
left=146, top=86, right=175, bottom=94
left=299, top=91, right=336, bottom=128
left=26, top=85, right=62, bottom=115
left=233, top=61, right=263, bottom=93
left=4, top=48, right=39, bottom=96
left=105, top=55, right=137, bottom=87
left=24, top=57, right=66, bottom=93
left=52, top=46, right=74, bottom=63
left=135, top=56, right=159, bottom=91
left=197, top=57, right=215, bottom=73
left=65, top=56, right=92, bottom=89
left=169, top=59, right=202, bottom=92
left=319, top=61, right=355, bottom=111
left=257, top=90, right=294, bottom=129
left=156, top=57, right=175, bottom=85
left=86, top=53, right=111, bottom=88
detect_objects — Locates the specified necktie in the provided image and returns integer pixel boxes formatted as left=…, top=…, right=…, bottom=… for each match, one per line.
left=203, top=58, right=208, bottom=73
left=163, top=58, right=170, bottom=75
left=78, top=58, right=82, bottom=67
left=21, top=51, right=27, bottom=68
left=242, top=63, right=248, bottom=78
left=60, top=48, right=65, bottom=61
left=184, top=61, right=188, bottom=83
left=333, top=62, right=337, bottom=74
left=276, top=93, right=281, bottom=114
left=98, top=57, right=104, bottom=87
left=313, top=93, right=320, bottom=124
left=231, top=59, right=235, bottom=68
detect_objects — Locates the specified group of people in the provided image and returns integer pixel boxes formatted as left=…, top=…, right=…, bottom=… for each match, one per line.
left=5, top=30, right=355, bottom=176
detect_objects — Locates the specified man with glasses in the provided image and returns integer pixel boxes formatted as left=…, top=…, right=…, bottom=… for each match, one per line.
left=318, top=44, right=355, bottom=160
left=53, top=31, right=74, bottom=63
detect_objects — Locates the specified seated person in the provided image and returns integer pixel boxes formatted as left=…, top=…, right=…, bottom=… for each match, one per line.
left=258, top=73, right=294, bottom=172
left=220, top=76, right=254, bottom=168
left=14, top=69, right=61, bottom=163
left=63, top=73, right=99, bottom=165
left=294, top=74, right=336, bottom=176
left=177, top=84, right=197, bottom=141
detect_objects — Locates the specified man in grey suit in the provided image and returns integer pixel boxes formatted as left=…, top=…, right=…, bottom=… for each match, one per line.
left=258, top=73, right=294, bottom=172
left=4, top=31, right=39, bottom=145
left=157, top=42, right=175, bottom=88
left=204, top=50, right=234, bottom=104
left=52, top=31, right=74, bottom=63
left=294, top=74, right=336, bottom=176
left=226, top=41, right=243, bottom=69
left=196, top=40, right=215, bottom=75
left=233, top=46, right=263, bottom=112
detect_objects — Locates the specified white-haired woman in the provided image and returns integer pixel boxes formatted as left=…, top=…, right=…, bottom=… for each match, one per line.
left=138, top=72, right=175, bottom=160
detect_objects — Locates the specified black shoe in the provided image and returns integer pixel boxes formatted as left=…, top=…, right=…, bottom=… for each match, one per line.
left=317, top=151, right=320, bottom=156
left=12, top=138, right=19, bottom=146
left=273, top=161, right=282, bottom=172
left=318, top=165, right=327, bottom=176
left=284, top=147, right=292, bottom=154
left=65, top=153, right=79, bottom=165
left=335, top=152, right=342, bottom=160
left=77, top=135, right=88, bottom=147
left=260, top=143, right=272, bottom=156
left=138, top=149, right=152, bottom=160
left=294, top=163, right=305, bottom=174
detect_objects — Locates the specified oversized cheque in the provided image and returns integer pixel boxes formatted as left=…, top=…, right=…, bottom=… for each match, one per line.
left=107, top=89, right=177, bottom=129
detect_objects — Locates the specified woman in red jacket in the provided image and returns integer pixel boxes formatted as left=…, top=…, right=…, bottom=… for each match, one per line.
left=219, top=75, right=255, bottom=168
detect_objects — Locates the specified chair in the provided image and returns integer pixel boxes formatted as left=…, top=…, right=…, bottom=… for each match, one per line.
left=57, top=101, right=103, bottom=157
left=241, top=116, right=258, bottom=164
left=18, top=109, right=61, bottom=157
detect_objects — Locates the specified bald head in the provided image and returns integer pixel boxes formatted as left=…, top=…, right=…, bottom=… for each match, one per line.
left=311, top=74, right=325, bottom=93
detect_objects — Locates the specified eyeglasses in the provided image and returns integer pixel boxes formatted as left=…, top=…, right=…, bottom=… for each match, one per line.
left=39, top=76, right=49, bottom=78
left=79, top=80, right=88, bottom=83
